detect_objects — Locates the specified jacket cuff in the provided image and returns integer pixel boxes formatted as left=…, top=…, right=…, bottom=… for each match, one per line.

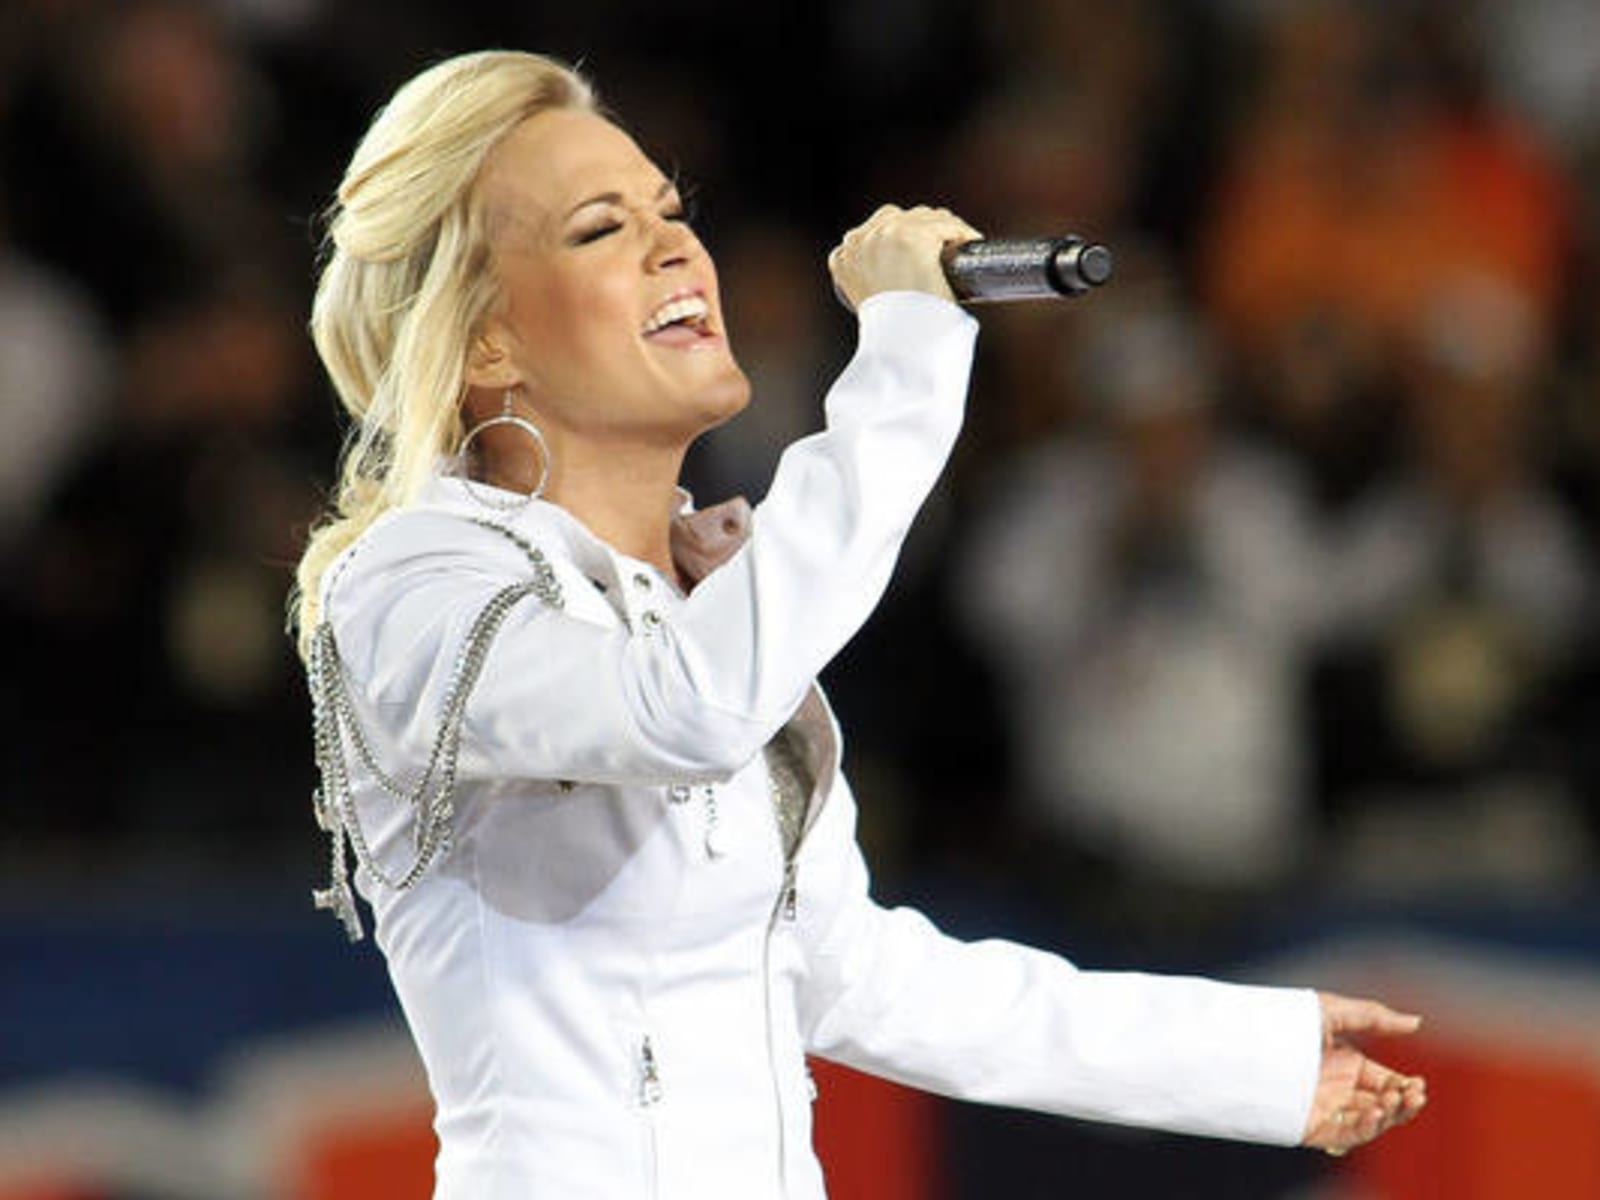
left=856, top=289, right=977, bottom=341
left=1230, top=984, right=1323, bottom=1145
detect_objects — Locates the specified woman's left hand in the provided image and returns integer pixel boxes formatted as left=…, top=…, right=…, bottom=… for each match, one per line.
left=1302, top=992, right=1428, bottom=1155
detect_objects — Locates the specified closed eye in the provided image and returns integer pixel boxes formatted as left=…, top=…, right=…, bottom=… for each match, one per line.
left=571, top=222, right=622, bottom=246
left=567, top=189, right=693, bottom=245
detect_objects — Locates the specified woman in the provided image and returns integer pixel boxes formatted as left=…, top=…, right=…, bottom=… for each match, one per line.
left=294, top=50, right=1425, bottom=1198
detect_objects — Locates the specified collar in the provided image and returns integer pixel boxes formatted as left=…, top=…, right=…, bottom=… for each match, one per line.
left=416, top=475, right=753, bottom=591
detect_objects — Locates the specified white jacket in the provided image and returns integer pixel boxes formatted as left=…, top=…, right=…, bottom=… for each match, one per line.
left=315, top=292, right=1321, bottom=1199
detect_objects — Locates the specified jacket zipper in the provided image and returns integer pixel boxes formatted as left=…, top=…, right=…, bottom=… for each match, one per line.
left=763, top=852, right=802, bottom=1198
left=763, top=879, right=790, bottom=1197
left=637, top=1033, right=662, bottom=1198
left=781, top=859, right=798, bottom=921
left=638, top=1033, right=664, bottom=1107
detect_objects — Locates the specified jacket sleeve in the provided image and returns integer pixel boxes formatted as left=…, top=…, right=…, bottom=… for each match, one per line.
left=322, top=291, right=978, bottom=786
left=793, top=776, right=1322, bottom=1145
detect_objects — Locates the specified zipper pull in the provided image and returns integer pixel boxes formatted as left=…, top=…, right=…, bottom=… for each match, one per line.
left=703, top=785, right=729, bottom=859
left=639, top=1035, right=664, bottom=1107
left=782, top=862, right=798, bottom=921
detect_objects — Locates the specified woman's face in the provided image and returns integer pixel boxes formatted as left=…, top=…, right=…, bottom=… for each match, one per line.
left=473, top=108, right=749, bottom=447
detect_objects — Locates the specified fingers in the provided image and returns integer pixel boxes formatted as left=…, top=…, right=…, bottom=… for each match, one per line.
left=1314, top=1074, right=1427, bottom=1157
left=857, top=203, right=979, bottom=244
left=1308, top=1093, right=1422, bottom=1156
left=1302, top=1039, right=1429, bottom=1157
left=1320, top=991, right=1424, bottom=1040
left=1356, top=1053, right=1421, bottom=1095
left=1358, top=1056, right=1428, bottom=1124
left=828, top=203, right=983, bottom=311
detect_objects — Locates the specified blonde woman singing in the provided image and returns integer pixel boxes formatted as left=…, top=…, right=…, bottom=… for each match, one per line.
left=294, top=50, right=1425, bottom=1199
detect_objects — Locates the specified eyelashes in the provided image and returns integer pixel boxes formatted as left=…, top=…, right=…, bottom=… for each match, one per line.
left=568, top=188, right=698, bottom=246
left=573, top=222, right=622, bottom=245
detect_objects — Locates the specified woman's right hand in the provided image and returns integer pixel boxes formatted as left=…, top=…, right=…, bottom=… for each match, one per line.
left=827, top=204, right=982, bottom=311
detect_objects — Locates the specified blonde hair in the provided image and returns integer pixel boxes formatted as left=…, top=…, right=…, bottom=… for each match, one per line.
left=291, top=50, right=595, bottom=656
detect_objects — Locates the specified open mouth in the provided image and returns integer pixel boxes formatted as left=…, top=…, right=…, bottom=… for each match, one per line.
left=642, top=292, right=715, bottom=344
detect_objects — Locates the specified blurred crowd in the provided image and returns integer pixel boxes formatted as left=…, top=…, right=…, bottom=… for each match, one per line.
left=4, top=0, right=1598, bottom=946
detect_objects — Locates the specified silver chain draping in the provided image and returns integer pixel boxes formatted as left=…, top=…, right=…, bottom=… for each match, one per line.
left=309, top=519, right=564, bottom=940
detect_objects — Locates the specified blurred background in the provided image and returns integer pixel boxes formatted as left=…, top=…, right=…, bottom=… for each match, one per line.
left=3, top=0, right=1600, bottom=1196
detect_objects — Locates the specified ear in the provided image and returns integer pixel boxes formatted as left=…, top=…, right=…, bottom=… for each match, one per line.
left=463, top=319, right=523, bottom=391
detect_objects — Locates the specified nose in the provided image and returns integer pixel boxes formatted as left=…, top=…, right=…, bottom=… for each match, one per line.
left=646, top=212, right=699, bottom=273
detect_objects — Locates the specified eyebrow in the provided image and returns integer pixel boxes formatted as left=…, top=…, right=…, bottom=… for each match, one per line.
left=563, top=178, right=677, bottom=220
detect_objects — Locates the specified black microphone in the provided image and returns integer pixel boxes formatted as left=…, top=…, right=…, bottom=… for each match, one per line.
left=941, top=235, right=1114, bottom=302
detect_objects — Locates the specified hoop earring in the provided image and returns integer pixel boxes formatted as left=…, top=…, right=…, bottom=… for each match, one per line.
left=458, top=390, right=550, bottom=510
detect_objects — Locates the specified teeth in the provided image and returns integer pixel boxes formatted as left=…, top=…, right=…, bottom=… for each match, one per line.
left=643, top=295, right=709, bottom=334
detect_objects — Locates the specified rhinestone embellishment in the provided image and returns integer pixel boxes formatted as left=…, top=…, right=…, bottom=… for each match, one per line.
left=308, top=519, right=564, bottom=940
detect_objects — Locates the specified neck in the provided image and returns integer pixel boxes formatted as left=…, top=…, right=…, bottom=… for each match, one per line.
left=543, top=441, right=687, bottom=583
left=466, top=404, right=692, bottom=584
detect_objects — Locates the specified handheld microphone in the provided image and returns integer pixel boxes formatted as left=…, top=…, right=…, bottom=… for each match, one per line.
left=941, top=235, right=1114, bottom=303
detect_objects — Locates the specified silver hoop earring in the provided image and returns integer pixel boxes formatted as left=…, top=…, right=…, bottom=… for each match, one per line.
left=458, top=390, right=550, bottom=510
